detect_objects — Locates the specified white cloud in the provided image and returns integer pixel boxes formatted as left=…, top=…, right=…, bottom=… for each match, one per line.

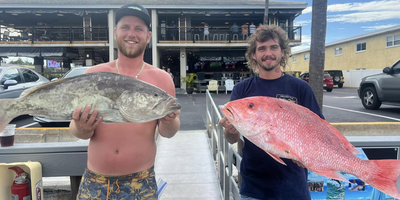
left=291, top=35, right=311, bottom=53
left=301, top=0, right=400, bottom=23
left=294, top=20, right=311, bottom=26
left=361, top=24, right=398, bottom=31
left=302, top=7, right=312, bottom=14
left=328, top=11, right=400, bottom=23
left=327, top=0, right=400, bottom=12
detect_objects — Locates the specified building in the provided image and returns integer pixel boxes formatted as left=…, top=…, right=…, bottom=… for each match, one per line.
left=0, top=0, right=307, bottom=89
left=290, top=25, right=400, bottom=73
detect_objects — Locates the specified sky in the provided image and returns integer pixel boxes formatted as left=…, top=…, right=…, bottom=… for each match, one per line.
left=290, top=0, right=400, bottom=52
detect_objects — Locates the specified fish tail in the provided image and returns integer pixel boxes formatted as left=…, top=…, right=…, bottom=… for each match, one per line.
left=0, top=99, right=20, bottom=132
left=362, top=160, right=400, bottom=198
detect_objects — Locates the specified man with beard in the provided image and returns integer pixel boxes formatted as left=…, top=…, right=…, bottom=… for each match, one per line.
left=220, top=25, right=324, bottom=200
left=70, top=4, right=180, bottom=200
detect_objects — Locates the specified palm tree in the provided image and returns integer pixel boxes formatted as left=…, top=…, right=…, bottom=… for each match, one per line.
left=309, top=0, right=328, bottom=110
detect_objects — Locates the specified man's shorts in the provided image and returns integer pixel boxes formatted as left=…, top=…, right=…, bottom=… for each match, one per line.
left=76, top=166, right=158, bottom=200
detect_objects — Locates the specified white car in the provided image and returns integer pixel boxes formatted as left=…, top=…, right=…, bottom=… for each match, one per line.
left=33, top=66, right=91, bottom=126
left=0, top=66, right=49, bottom=99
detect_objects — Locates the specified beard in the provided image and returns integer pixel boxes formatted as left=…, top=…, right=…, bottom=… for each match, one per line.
left=256, top=56, right=281, bottom=72
left=116, top=36, right=148, bottom=58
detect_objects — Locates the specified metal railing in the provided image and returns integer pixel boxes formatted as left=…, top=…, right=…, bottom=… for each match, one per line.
left=206, top=89, right=242, bottom=200
left=158, top=26, right=302, bottom=43
left=0, top=26, right=108, bottom=44
left=206, top=89, right=400, bottom=200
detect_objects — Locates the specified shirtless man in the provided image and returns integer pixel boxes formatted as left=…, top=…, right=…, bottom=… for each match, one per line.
left=70, top=4, right=180, bottom=200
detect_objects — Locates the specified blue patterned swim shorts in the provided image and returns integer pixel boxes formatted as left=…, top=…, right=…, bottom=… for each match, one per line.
left=76, top=166, right=158, bottom=200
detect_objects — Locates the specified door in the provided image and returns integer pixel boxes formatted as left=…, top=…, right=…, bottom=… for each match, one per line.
left=379, top=60, right=400, bottom=101
left=0, top=68, right=25, bottom=99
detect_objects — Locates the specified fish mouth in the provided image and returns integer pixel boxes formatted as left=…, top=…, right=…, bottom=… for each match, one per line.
left=221, top=105, right=236, bottom=121
left=165, top=97, right=181, bottom=111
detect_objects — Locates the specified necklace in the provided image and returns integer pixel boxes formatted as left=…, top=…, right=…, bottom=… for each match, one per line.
left=115, top=59, right=145, bottom=79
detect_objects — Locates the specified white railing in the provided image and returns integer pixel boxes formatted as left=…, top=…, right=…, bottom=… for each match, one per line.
left=206, top=89, right=242, bottom=200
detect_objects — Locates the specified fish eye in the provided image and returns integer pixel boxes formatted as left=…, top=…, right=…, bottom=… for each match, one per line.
left=248, top=103, right=254, bottom=108
left=154, top=93, right=158, bottom=97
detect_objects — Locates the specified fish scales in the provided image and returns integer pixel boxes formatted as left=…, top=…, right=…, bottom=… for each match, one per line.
left=221, top=96, right=400, bottom=198
left=0, top=72, right=180, bottom=132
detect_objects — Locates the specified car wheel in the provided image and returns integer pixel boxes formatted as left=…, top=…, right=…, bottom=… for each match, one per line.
left=338, top=83, right=343, bottom=88
left=361, top=87, right=382, bottom=110
left=326, top=88, right=333, bottom=92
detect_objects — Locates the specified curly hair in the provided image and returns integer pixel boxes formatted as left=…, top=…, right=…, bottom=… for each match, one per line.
left=245, top=25, right=291, bottom=74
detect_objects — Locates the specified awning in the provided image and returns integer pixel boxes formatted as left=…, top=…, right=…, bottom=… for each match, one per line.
left=3, top=9, right=108, bottom=17
left=199, top=51, right=222, bottom=61
left=0, top=47, right=64, bottom=57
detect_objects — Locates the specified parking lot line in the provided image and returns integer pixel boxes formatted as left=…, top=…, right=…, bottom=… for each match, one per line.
left=324, top=105, right=400, bottom=121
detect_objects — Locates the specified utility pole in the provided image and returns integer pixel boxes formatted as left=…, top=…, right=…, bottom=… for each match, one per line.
left=264, top=0, right=269, bottom=25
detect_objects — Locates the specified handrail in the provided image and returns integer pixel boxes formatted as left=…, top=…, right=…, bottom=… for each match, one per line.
left=206, top=89, right=242, bottom=200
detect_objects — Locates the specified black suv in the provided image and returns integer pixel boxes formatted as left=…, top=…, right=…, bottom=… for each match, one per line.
left=357, top=59, right=400, bottom=110
left=325, top=70, right=345, bottom=88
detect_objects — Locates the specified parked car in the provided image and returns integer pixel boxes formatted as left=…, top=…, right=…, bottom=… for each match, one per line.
left=299, top=72, right=333, bottom=92
left=325, top=70, right=345, bottom=88
left=0, top=66, right=49, bottom=99
left=358, top=59, right=400, bottom=110
left=33, top=66, right=91, bottom=126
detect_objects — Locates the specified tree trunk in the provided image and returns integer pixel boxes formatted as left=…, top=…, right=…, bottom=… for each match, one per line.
left=264, top=0, right=269, bottom=25
left=309, top=0, right=328, bottom=111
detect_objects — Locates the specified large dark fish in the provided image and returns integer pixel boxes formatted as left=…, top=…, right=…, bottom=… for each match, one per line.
left=0, top=72, right=181, bottom=132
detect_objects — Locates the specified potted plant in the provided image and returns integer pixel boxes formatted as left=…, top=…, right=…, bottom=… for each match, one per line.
left=181, top=73, right=197, bottom=94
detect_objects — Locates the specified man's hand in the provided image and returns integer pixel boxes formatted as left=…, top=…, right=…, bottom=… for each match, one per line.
left=159, top=110, right=181, bottom=124
left=70, top=105, right=102, bottom=139
left=292, top=160, right=306, bottom=168
left=220, top=117, right=240, bottom=144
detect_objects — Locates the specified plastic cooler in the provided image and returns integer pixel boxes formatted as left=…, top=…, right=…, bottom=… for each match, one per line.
left=0, top=161, right=43, bottom=200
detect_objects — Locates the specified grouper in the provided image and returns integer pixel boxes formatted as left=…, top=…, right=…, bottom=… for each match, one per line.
left=0, top=72, right=181, bottom=132
left=221, top=96, right=400, bottom=198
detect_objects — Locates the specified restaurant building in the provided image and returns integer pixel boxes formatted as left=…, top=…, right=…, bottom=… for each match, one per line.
left=0, top=0, right=307, bottom=89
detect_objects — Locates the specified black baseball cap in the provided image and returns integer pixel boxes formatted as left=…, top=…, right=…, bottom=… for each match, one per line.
left=115, top=4, right=151, bottom=30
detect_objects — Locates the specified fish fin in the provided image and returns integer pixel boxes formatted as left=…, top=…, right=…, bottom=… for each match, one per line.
left=321, top=120, right=361, bottom=155
left=98, top=109, right=126, bottom=123
left=265, top=152, right=287, bottom=166
left=360, top=160, right=400, bottom=198
left=313, top=170, right=349, bottom=183
left=19, top=78, right=72, bottom=98
left=0, top=99, right=21, bottom=132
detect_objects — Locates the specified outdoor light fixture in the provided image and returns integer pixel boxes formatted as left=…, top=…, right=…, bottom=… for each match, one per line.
left=181, top=54, right=185, bottom=58
left=12, top=13, right=18, bottom=16
left=244, top=14, right=250, bottom=16
left=86, top=54, right=90, bottom=58
left=225, top=22, right=229, bottom=24
left=225, top=14, right=231, bottom=16
left=35, top=14, right=41, bottom=16
left=57, top=14, right=64, bottom=16
left=205, top=13, right=211, bottom=16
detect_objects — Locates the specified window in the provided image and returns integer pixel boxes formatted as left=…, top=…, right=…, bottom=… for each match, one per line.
left=356, top=42, right=366, bottom=52
left=304, top=54, right=309, bottom=61
left=1, top=68, right=21, bottom=85
left=21, top=69, right=39, bottom=83
left=387, top=35, right=400, bottom=47
left=334, top=47, right=342, bottom=56
left=292, top=56, right=297, bottom=63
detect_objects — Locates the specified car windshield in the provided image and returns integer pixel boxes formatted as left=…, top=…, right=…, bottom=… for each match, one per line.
left=64, top=68, right=88, bottom=78
left=324, top=73, right=331, bottom=78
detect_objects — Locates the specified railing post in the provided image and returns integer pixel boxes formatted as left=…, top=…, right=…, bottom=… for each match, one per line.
left=69, top=27, right=73, bottom=43
left=32, top=27, right=35, bottom=44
